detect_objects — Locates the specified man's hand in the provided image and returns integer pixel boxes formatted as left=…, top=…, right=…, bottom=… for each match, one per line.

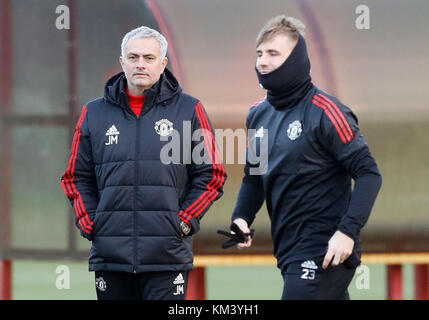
left=322, top=230, right=354, bottom=269
left=233, top=218, right=253, bottom=249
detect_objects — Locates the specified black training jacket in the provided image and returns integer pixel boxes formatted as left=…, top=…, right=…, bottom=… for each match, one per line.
left=61, top=69, right=226, bottom=273
left=232, top=86, right=381, bottom=271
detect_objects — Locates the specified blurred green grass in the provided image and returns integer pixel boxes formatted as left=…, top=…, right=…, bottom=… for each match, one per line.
left=11, top=260, right=416, bottom=300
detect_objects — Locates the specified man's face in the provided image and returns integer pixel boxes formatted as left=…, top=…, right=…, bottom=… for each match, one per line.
left=120, top=37, right=168, bottom=92
left=256, top=34, right=297, bottom=74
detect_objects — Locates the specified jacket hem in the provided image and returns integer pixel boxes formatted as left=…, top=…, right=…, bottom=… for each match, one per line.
left=89, top=263, right=194, bottom=273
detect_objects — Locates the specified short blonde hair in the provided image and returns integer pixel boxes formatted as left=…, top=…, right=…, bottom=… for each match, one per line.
left=256, top=15, right=306, bottom=47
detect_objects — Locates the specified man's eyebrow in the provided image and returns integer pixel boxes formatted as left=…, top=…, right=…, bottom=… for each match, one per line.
left=266, top=49, right=280, bottom=54
left=256, top=49, right=280, bottom=54
left=127, top=52, right=156, bottom=57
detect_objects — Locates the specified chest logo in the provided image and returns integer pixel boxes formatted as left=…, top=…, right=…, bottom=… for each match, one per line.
left=105, top=125, right=120, bottom=145
left=287, top=120, right=302, bottom=141
left=155, top=119, right=174, bottom=136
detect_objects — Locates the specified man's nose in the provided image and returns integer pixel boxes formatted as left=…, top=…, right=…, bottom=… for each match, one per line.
left=256, top=54, right=269, bottom=69
left=136, top=57, right=146, bottom=69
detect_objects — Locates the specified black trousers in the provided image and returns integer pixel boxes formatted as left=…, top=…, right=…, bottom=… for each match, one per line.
left=94, top=270, right=189, bottom=300
left=281, top=258, right=356, bottom=300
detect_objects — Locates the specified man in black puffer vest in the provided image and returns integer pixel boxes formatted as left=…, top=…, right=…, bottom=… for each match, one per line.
left=61, top=26, right=226, bottom=300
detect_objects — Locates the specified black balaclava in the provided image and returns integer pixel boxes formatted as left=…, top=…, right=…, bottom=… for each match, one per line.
left=256, top=34, right=314, bottom=109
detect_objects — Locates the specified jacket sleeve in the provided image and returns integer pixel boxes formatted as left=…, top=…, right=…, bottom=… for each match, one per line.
left=179, top=101, right=227, bottom=235
left=60, top=106, right=98, bottom=240
left=231, top=171, right=265, bottom=227
left=231, top=107, right=265, bottom=227
left=314, top=93, right=382, bottom=240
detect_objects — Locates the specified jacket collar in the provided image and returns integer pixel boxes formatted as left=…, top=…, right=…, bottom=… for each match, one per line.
left=103, top=68, right=182, bottom=110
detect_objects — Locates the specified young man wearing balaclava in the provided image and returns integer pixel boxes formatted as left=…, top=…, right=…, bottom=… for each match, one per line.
left=224, top=16, right=382, bottom=299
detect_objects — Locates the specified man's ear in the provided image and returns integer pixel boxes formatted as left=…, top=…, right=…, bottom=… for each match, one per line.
left=119, top=56, right=124, bottom=69
left=161, top=57, right=168, bottom=71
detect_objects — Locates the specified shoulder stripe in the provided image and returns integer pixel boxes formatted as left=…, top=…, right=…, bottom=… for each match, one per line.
left=313, top=95, right=352, bottom=142
left=250, top=96, right=266, bottom=108
left=312, top=96, right=352, bottom=144
left=317, top=93, right=354, bottom=139
left=313, top=98, right=347, bottom=143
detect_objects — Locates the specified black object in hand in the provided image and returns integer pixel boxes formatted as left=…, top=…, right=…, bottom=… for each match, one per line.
left=217, top=223, right=255, bottom=249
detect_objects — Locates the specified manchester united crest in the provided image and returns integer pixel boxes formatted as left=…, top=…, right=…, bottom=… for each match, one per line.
left=287, top=120, right=302, bottom=141
left=154, top=119, right=174, bottom=136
